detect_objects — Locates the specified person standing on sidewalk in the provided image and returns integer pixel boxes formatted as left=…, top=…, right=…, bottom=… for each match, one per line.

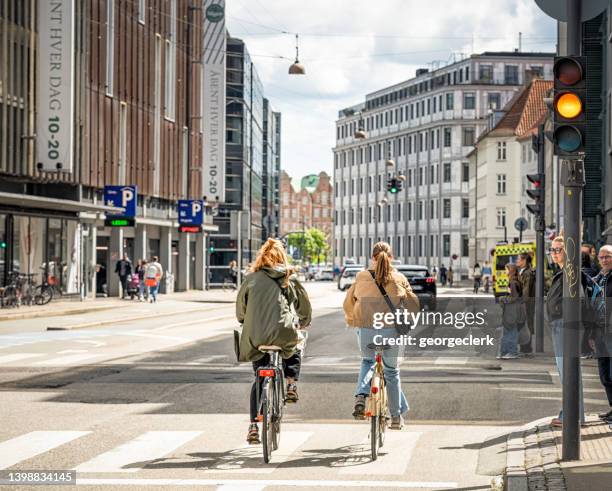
left=145, top=256, right=163, bottom=303
left=135, top=259, right=147, bottom=301
left=472, top=263, right=482, bottom=293
left=593, top=245, right=612, bottom=423
left=546, top=236, right=585, bottom=427
left=517, top=253, right=535, bottom=355
left=447, top=267, right=454, bottom=287
left=498, top=263, right=524, bottom=360
left=115, top=253, right=132, bottom=299
left=439, top=265, right=447, bottom=286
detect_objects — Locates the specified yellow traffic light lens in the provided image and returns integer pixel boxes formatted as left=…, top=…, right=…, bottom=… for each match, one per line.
left=556, top=93, right=583, bottom=119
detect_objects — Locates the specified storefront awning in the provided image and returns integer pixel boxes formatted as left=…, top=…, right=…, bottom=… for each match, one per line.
left=0, top=191, right=124, bottom=215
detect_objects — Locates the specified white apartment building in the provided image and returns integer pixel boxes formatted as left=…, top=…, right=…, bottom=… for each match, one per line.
left=468, top=79, right=553, bottom=265
left=333, top=52, right=553, bottom=277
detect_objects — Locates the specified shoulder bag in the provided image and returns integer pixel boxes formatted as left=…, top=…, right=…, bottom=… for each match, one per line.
left=369, top=271, right=411, bottom=335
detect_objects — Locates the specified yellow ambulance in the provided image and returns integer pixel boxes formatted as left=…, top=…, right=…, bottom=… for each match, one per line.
left=492, top=242, right=536, bottom=297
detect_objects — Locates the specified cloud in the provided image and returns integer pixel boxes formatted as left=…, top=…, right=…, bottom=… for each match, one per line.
left=226, top=0, right=556, bottom=180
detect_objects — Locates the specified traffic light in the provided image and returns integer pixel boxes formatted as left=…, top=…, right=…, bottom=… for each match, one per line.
left=526, top=173, right=545, bottom=217
left=387, top=178, right=398, bottom=194
left=0, top=240, right=6, bottom=249
left=552, top=56, right=586, bottom=156
left=395, top=178, right=403, bottom=192
left=209, top=240, right=215, bottom=253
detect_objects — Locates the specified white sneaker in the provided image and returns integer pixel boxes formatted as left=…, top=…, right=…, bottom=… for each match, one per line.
left=502, top=353, right=520, bottom=360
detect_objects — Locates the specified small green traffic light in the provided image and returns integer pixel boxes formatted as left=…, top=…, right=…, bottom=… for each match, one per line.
left=0, top=241, right=6, bottom=249
left=390, top=186, right=398, bottom=194
left=209, top=247, right=215, bottom=253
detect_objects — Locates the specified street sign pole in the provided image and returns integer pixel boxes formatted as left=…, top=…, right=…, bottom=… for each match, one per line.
left=535, top=124, right=546, bottom=353
left=561, top=0, right=583, bottom=462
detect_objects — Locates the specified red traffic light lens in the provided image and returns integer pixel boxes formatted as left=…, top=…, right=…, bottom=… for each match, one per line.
left=554, top=58, right=583, bottom=86
left=554, top=125, right=582, bottom=152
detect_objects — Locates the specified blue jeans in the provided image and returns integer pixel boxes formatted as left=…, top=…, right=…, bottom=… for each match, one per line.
left=500, top=324, right=520, bottom=356
left=149, top=283, right=159, bottom=302
left=551, top=319, right=585, bottom=423
left=355, top=328, right=408, bottom=417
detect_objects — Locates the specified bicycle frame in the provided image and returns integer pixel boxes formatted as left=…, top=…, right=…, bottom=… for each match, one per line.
left=366, top=353, right=388, bottom=418
left=256, top=351, right=285, bottom=419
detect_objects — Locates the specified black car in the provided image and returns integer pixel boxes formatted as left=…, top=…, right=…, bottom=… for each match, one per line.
left=395, top=265, right=437, bottom=311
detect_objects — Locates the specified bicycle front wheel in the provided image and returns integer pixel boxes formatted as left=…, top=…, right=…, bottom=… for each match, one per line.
left=34, top=285, right=53, bottom=305
left=261, top=379, right=275, bottom=463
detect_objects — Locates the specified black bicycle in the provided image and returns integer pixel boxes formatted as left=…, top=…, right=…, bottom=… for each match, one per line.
left=256, top=345, right=286, bottom=463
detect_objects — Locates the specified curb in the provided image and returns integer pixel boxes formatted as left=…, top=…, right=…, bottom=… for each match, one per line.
left=46, top=305, right=223, bottom=331
left=505, top=430, right=528, bottom=491
left=0, top=304, right=126, bottom=323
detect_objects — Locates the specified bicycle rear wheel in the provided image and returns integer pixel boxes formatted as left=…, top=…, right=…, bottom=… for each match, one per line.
left=370, top=415, right=379, bottom=460
left=1, top=286, right=18, bottom=308
left=34, top=285, right=53, bottom=305
left=261, top=379, right=275, bottom=463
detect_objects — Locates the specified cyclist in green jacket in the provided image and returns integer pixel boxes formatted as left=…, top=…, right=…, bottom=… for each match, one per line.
left=236, top=238, right=312, bottom=444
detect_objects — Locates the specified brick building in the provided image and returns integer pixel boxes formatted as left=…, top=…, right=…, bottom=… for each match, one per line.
left=280, top=171, right=333, bottom=248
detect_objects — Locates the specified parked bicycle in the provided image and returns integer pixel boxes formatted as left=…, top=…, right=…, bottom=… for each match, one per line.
left=366, top=343, right=390, bottom=460
left=1, top=272, right=54, bottom=308
left=255, top=345, right=286, bottom=463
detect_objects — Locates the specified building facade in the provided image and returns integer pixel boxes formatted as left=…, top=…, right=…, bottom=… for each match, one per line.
left=0, top=0, right=213, bottom=297
left=280, top=171, right=333, bottom=249
left=333, top=51, right=553, bottom=276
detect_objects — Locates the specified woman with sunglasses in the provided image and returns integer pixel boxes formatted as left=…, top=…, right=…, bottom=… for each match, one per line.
left=546, top=236, right=585, bottom=427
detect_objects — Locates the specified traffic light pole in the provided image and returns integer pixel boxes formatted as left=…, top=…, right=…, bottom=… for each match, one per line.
left=561, top=0, right=583, bottom=463
left=535, top=124, right=545, bottom=353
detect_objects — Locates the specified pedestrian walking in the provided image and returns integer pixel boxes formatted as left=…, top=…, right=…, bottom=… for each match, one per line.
left=145, top=256, right=163, bottom=303
left=115, top=253, right=132, bottom=299
left=498, top=264, right=524, bottom=360
left=439, top=264, right=447, bottom=286
left=482, top=261, right=492, bottom=293
left=472, top=263, right=482, bottom=293
left=447, top=267, right=454, bottom=287
left=581, top=251, right=598, bottom=358
left=135, top=259, right=147, bottom=301
left=517, top=253, right=535, bottom=355
left=343, top=241, right=420, bottom=430
left=546, top=236, right=586, bottom=426
left=593, top=245, right=612, bottom=423
left=228, top=260, right=238, bottom=286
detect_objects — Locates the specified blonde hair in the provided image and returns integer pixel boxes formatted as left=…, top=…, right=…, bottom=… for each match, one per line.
left=250, top=238, right=292, bottom=286
left=372, top=241, right=393, bottom=285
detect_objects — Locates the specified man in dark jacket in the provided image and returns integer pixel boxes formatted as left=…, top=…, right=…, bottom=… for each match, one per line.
left=593, top=245, right=612, bottom=423
left=115, top=253, right=132, bottom=299
left=517, top=253, right=535, bottom=354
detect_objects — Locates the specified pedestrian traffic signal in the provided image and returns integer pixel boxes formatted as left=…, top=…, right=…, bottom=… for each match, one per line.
left=209, top=241, right=215, bottom=253
left=553, top=56, right=586, bottom=156
left=387, top=178, right=398, bottom=194
left=526, top=173, right=545, bottom=217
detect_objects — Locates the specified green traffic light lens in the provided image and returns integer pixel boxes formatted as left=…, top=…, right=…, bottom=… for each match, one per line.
left=554, top=125, right=582, bottom=152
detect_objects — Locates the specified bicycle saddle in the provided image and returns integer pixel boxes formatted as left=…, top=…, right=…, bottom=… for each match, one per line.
left=258, top=345, right=282, bottom=351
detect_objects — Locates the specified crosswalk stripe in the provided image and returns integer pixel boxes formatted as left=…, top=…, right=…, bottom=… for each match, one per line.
left=75, top=431, right=203, bottom=473
left=0, top=353, right=45, bottom=364
left=216, top=485, right=265, bottom=491
left=213, top=431, right=312, bottom=474
left=339, top=431, right=422, bottom=475
left=0, top=431, right=91, bottom=470
left=33, top=354, right=100, bottom=366
left=306, top=357, right=354, bottom=365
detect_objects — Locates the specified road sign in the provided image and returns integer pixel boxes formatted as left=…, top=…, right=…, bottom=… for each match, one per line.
left=178, top=200, right=204, bottom=225
left=535, top=0, right=608, bottom=22
left=104, top=185, right=137, bottom=217
left=514, top=217, right=529, bottom=232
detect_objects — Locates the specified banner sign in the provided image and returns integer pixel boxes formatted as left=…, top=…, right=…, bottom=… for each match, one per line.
left=36, top=0, right=75, bottom=172
left=202, top=0, right=226, bottom=203
left=178, top=200, right=204, bottom=225
left=104, top=186, right=137, bottom=217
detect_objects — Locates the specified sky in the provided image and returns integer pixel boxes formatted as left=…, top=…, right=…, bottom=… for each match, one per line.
left=225, top=0, right=557, bottom=180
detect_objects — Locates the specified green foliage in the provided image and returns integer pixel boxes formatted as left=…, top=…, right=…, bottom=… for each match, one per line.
left=287, top=228, right=330, bottom=263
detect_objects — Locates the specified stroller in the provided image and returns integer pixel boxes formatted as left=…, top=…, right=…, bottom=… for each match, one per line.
left=126, top=274, right=140, bottom=300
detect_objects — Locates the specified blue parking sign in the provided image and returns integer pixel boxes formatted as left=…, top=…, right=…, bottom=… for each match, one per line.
left=104, top=186, right=137, bottom=217
left=178, top=200, right=204, bottom=225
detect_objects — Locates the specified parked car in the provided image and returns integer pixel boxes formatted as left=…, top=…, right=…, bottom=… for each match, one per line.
left=338, top=266, right=363, bottom=291
left=395, top=264, right=437, bottom=310
left=316, top=268, right=334, bottom=281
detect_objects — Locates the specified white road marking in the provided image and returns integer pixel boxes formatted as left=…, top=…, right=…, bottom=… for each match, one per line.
left=57, top=349, right=89, bottom=354
left=306, top=357, right=352, bottom=365
left=192, top=355, right=229, bottom=364
left=33, top=354, right=101, bottom=366
left=217, top=485, right=265, bottom=491
left=75, top=431, right=203, bottom=473
left=76, top=478, right=458, bottom=488
left=339, top=431, right=422, bottom=475
left=434, top=357, right=468, bottom=365
left=0, top=353, right=44, bottom=364
left=0, top=431, right=91, bottom=469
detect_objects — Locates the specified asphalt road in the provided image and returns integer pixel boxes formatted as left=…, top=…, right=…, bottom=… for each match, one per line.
left=0, top=283, right=608, bottom=490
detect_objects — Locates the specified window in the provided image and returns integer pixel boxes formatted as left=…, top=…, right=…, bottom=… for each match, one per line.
left=153, top=35, right=162, bottom=195
left=446, top=93, right=454, bottom=110
left=418, top=235, right=423, bottom=256
left=496, top=208, right=507, bottom=227
left=462, top=199, right=469, bottom=218
left=497, top=174, right=507, bottom=195
left=461, top=235, right=469, bottom=257
left=444, top=162, right=451, bottom=182
left=408, top=202, right=413, bottom=220
left=408, top=169, right=413, bottom=187
left=462, top=127, right=475, bottom=146
left=443, top=199, right=451, bottom=218
left=430, top=165, right=435, bottom=184
left=368, top=176, right=373, bottom=192
left=444, top=128, right=452, bottom=147
left=418, top=201, right=423, bottom=220
left=118, top=102, right=127, bottom=183
left=488, top=93, right=501, bottom=110
left=530, top=65, right=544, bottom=77
left=463, top=92, right=475, bottom=110
left=505, top=65, right=519, bottom=84
left=397, top=203, right=402, bottom=221
left=462, top=163, right=469, bottom=182
left=430, top=200, right=434, bottom=219
left=138, top=0, right=146, bottom=23
left=419, top=167, right=423, bottom=186
left=358, top=207, right=362, bottom=224
left=443, top=235, right=451, bottom=257
left=164, top=1, right=177, bottom=119
left=368, top=206, right=373, bottom=223
left=106, top=0, right=115, bottom=95
left=497, top=141, right=507, bottom=160
left=479, top=64, right=493, bottom=82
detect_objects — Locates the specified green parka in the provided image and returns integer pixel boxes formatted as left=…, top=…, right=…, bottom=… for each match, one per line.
left=236, top=266, right=312, bottom=362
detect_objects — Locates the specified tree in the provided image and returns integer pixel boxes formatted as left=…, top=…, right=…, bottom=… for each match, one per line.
left=287, top=228, right=330, bottom=264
